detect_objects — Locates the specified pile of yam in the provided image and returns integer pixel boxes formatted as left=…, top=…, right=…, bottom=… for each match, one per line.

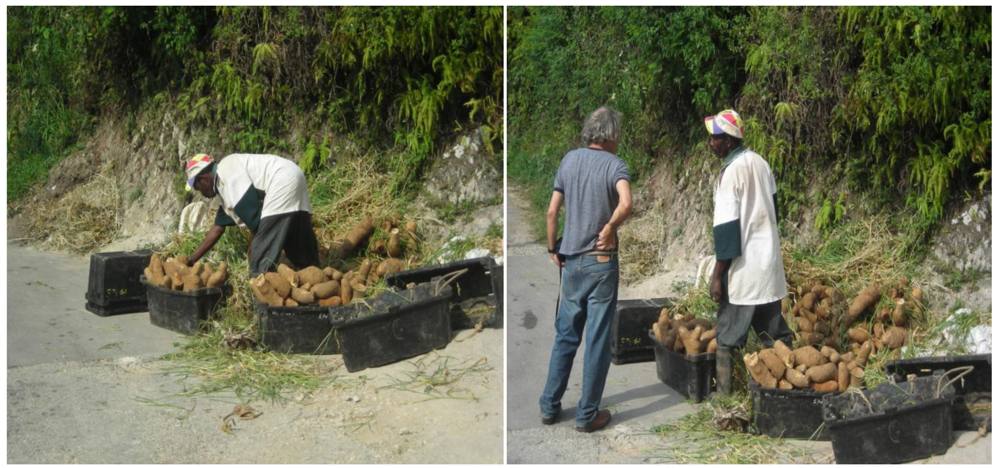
left=651, top=308, right=718, bottom=355
left=325, top=215, right=417, bottom=262
left=144, top=254, right=229, bottom=292
left=250, top=258, right=409, bottom=308
left=782, top=279, right=842, bottom=349
left=745, top=340, right=872, bottom=393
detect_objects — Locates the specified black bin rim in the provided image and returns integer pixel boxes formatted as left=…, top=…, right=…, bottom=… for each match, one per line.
left=328, top=287, right=453, bottom=329
left=749, top=381, right=832, bottom=398
left=140, top=275, right=231, bottom=297
left=821, top=394, right=954, bottom=427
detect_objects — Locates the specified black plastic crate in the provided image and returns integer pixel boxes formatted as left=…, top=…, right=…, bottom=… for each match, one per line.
left=141, top=276, right=231, bottom=335
left=821, top=373, right=956, bottom=464
left=85, top=250, right=152, bottom=316
left=384, top=257, right=500, bottom=329
left=885, top=354, right=991, bottom=432
left=255, top=301, right=337, bottom=355
left=329, top=283, right=452, bottom=372
left=750, top=384, right=830, bottom=440
left=649, top=329, right=715, bottom=403
left=612, top=298, right=672, bottom=365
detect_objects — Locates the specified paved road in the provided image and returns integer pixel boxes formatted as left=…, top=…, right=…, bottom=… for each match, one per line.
left=7, top=245, right=178, bottom=368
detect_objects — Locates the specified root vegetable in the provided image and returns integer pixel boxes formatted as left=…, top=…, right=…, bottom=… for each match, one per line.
left=910, top=287, right=923, bottom=306
left=377, top=258, right=405, bottom=277
left=821, top=346, right=840, bottom=364
left=207, top=270, right=226, bottom=288
left=815, top=305, right=831, bottom=320
left=191, top=262, right=203, bottom=276
left=846, top=284, right=881, bottom=326
left=163, top=258, right=180, bottom=279
left=372, top=239, right=387, bottom=256
left=759, top=349, right=786, bottom=379
left=285, top=298, right=299, bottom=307
left=323, top=267, right=342, bottom=282
left=792, top=346, right=823, bottom=368
left=841, top=352, right=854, bottom=364
left=405, top=220, right=417, bottom=233
left=876, top=307, right=891, bottom=323
left=336, top=217, right=375, bottom=259
left=745, top=352, right=777, bottom=389
left=881, top=327, right=907, bottom=349
left=251, top=275, right=283, bottom=307
left=301, top=283, right=313, bottom=292
left=149, top=254, right=165, bottom=285
left=849, top=366, right=865, bottom=388
left=290, top=287, right=316, bottom=305
left=814, top=321, right=831, bottom=336
left=387, top=229, right=402, bottom=258
left=170, top=272, right=184, bottom=291
left=707, top=338, right=717, bottom=353
left=795, top=364, right=808, bottom=373
left=201, top=263, right=214, bottom=285
left=799, top=293, right=817, bottom=311
left=182, top=274, right=203, bottom=292
left=785, top=368, right=811, bottom=388
left=318, top=296, right=342, bottom=307
left=773, top=342, right=795, bottom=368
left=838, top=362, right=849, bottom=392
left=357, top=259, right=372, bottom=281
left=847, top=328, right=869, bottom=344
left=312, top=280, right=341, bottom=299
left=278, top=264, right=299, bottom=287
left=778, top=379, right=793, bottom=390
left=806, top=363, right=837, bottom=383
left=264, top=273, right=291, bottom=298
left=340, top=273, right=353, bottom=305
left=298, top=266, right=326, bottom=287
left=162, top=275, right=173, bottom=290
left=811, top=284, right=825, bottom=296
left=143, top=267, right=156, bottom=285
left=812, top=381, right=839, bottom=392
left=699, top=328, right=717, bottom=352
left=892, top=301, right=907, bottom=326
left=795, top=317, right=813, bottom=333
left=801, top=332, right=824, bottom=346
left=854, top=341, right=872, bottom=367
left=678, top=325, right=704, bottom=356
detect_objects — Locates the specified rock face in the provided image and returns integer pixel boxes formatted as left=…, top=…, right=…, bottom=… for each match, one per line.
left=423, top=129, right=502, bottom=206
left=932, top=193, right=992, bottom=273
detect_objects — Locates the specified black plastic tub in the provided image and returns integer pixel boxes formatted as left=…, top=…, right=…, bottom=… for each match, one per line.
left=649, top=330, right=715, bottom=403
left=885, top=354, right=991, bottom=432
left=255, top=301, right=337, bottom=355
left=821, top=373, right=956, bottom=464
left=611, top=298, right=672, bottom=365
left=750, top=383, right=830, bottom=440
left=329, top=283, right=452, bottom=372
left=141, top=276, right=231, bottom=335
left=384, top=257, right=501, bottom=329
left=85, top=250, right=152, bottom=316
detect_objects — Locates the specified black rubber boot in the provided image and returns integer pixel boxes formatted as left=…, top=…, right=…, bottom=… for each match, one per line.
left=716, top=345, right=733, bottom=397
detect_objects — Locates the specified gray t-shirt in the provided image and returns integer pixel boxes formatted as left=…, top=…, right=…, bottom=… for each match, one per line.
left=553, top=147, right=631, bottom=256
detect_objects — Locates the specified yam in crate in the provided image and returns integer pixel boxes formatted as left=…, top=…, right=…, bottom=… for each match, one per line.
left=885, top=354, right=991, bottom=432
left=384, top=257, right=501, bottom=329
left=649, top=329, right=715, bottom=403
left=821, top=371, right=959, bottom=464
left=255, top=300, right=337, bottom=355
left=611, top=298, right=673, bottom=365
left=328, top=282, right=452, bottom=373
left=750, top=383, right=830, bottom=440
left=141, top=276, right=231, bottom=335
left=85, top=250, right=153, bottom=316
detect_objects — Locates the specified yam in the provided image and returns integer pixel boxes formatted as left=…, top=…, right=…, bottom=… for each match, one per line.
left=170, top=272, right=184, bottom=291
left=277, top=264, right=299, bottom=288
left=387, top=229, right=402, bottom=258
left=251, top=275, right=283, bottom=307
left=301, top=283, right=313, bottom=292
left=182, top=274, right=203, bottom=292
left=785, top=367, right=811, bottom=388
left=672, top=333, right=686, bottom=353
left=759, top=349, right=786, bottom=379
left=745, top=352, right=777, bottom=389
left=847, top=328, right=869, bottom=344
left=290, top=287, right=316, bottom=305
left=792, top=346, right=823, bottom=368
left=799, top=292, right=817, bottom=311
left=820, top=346, right=839, bottom=361
left=357, top=259, right=372, bottom=281
left=191, top=262, right=204, bottom=276
left=806, top=363, right=837, bottom=383
left=149, top=254, right=165, bottom=285
left=323, top=267, right=343, bottom=282
left=405, top=220, right=417, bottom=233
left=207, top=270, right=226, bottom=288
left=340, top=273, right=353, bottom=305
left=201, top=263, right=214, bottom=285
left=812, top=381, right=839, bottom=392
left=795, top=317, right=813, bottom=333
left=175, top=255, right=189, bottom=267
left=318, top=296, right=342, bottom=307
left=285, top=298, right=299, bottom=307
left=854, top=340, right=872, bottom=367
left=162, top=275, right=173, bottom=290
left=679, top=325, right=705, bottom=356
left=686, top=318, right=714, bottom=331
left=837, top=362, right=849, bottom=392
left=892, top=301, right=907, bottom=326
left=707, top=338, right=717, bottom=353
left=336, top=217, right=375, bottom=259
left=163, top=258, right=180, bottom=279
left=298, top=266, right=326, bottom=287
left=377, top=258, right=405, bottom=276
left=876, top=307, right=891, bottom=323
left=849, top=366, right=865, bottom=388
left=881, top=327, right=907, bottom=350
left=910, top=287, right=923, bottom=307
left=846, top=284, right=881, bottom=326
left=778, top=379, right=794, bottom=390
left=773, top=341, right=795, bottom=368
left=652, top=323, right=666, bottom=343
left=841, top=352, right=855, bottom=364
left=814, top=321, right=831, bottom=336
left=312, top=280, right=340, bottom=299
left=264, top=272, right=291, bottom=298
left=815, top=305, right=831, bottom=320
left=801, top=332, right=824, bottom=346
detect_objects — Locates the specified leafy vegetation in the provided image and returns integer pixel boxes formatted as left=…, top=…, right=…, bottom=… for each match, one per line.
left=508, top=6, right=991, bottom=249
left=8, top=6, right=502, bottom=200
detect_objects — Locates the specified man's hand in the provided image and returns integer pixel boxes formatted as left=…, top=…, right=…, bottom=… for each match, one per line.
left=596, top=223, right=617, bottom=251
left=185, top=258, right=195, bottom=268
left=710, top=276, right=723, bottom=303
left=550, top=253, right=564, bottom=268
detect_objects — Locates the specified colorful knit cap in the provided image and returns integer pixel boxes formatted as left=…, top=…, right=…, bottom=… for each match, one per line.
left=704, top=109, right=744, bottom=139
left=185, top=154, right=213, bottom=191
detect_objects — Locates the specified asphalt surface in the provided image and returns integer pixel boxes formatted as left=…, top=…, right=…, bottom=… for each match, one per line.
left=7, top=245, right=178, bottom=368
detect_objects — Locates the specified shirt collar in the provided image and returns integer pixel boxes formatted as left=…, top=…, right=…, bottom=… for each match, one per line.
left=723, top=145, right=745, bottom=167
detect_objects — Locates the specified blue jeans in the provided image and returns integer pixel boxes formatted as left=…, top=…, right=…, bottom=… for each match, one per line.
left=539, top=253, right=619, bottom=426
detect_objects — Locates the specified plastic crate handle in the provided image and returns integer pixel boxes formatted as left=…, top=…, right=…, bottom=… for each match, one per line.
left=936, top=366, right=974, bottom=398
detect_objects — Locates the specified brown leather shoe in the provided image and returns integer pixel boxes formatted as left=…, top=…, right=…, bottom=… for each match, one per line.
left=575, top=409, right=611, bottom=433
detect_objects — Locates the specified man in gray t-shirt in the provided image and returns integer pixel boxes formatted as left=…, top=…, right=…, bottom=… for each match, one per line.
left=539, top=106, right=633, bottom=433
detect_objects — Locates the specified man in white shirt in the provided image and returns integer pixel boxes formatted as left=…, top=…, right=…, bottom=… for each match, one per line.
left=183, top=153, right=321, bottom=275
left=704, top=110, right=791, bottom=395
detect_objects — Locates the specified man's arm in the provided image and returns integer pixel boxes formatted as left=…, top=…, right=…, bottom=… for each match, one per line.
left=547, top=191, right=564, bottom=267
left=247, top=231, right=255, bottom=261
left=710, top=258, right=732, bottom=303
left=597, top=179, right=633, bottom=250
left=187, top=225, right=226, bottom=266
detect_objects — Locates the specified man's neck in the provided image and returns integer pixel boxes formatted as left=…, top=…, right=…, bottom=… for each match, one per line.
left=587, top=142, right=615, bottom=153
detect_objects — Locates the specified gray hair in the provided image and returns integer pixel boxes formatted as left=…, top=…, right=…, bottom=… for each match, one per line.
left=581, top=106, right=621, bottom=144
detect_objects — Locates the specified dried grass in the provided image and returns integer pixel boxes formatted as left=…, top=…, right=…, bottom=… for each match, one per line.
left=27, top=172, right=123, bottom=254
left=618, top=209, right=668, bottom=284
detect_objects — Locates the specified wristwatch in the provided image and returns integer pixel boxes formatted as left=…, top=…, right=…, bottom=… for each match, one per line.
left=548, top=247, right=557, bottom=254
